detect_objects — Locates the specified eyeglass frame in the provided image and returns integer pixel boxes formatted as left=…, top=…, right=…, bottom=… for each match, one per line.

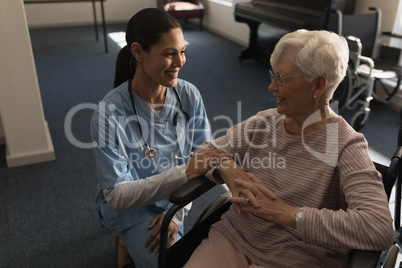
left=269, top=70, right=305, bottom=86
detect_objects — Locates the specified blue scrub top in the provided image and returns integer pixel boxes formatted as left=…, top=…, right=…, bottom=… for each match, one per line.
left=91, top=79, right=212, bottom=232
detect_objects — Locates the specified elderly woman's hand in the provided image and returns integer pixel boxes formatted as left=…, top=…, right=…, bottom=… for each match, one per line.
left=228, top=173, right=301, bottom=228
left=216, top=159, right=261, bottom=213
left=185, top=148, right=233, bottom=180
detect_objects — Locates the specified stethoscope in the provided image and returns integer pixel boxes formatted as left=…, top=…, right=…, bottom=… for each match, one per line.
left=127, top=80, right=193, bottom=160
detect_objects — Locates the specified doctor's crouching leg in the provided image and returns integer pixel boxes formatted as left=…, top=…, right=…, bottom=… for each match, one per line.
left=116, top=217, right=183, bottom=268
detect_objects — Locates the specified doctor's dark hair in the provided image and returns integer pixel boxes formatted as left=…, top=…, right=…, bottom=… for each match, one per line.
left=113, top=8, right=183, bottom=87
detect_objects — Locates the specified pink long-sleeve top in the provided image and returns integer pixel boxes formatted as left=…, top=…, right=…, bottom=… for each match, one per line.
left=204, top=109, right=393, bottom=267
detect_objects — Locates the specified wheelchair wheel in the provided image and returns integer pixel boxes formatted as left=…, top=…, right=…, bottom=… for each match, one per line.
left=351, top=112, right=367, bottom=131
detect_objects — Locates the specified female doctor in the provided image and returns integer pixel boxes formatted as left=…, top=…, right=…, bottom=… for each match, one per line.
left=90, top=8, right=228, bottom=268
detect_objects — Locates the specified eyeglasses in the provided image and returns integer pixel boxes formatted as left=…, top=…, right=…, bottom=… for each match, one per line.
left=269, top=70, right=305, bottom=86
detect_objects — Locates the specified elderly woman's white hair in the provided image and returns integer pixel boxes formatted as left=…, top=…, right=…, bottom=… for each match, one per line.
left=270, top=29, right=349, bottom=99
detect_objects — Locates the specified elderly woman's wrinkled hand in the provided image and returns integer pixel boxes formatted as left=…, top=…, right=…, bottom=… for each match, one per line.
left=228, top=173, right=299, bottom=228
left=217, top=161, right=260, bottom=213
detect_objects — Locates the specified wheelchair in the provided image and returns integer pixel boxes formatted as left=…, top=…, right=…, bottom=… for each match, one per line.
left=158, top=126, right=402, bottom=268
left=330, top=8, right=402, bottom=131
left=332, top=34, right=376, bottom=131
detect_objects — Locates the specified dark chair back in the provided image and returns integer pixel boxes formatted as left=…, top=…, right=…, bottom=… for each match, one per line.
left=326, top=8, right=380, bottom=58
left=341, top=12, right=379, bottom=58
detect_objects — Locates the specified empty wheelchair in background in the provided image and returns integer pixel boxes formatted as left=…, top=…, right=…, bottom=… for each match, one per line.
left=158, top=126, right=402, bottom=268
left=330, top=8, right=402, bottom=130
left=332, top=33, right=376, bottom=131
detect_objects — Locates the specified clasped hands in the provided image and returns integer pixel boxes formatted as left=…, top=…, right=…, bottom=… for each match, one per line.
left=219, top=159, right=300, bottom=229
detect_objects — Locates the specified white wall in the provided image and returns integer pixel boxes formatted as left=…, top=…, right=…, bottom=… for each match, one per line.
left=355, top=0, right=400, bottom=33
left=202, top=0, right=249, bottom=46
left=24, top=0, right=155, bottom=28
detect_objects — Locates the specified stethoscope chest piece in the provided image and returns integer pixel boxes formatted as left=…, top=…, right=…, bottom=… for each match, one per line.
left=144, top=147, right=157, bottom=160
left=128, top=79, right=192, bottom=161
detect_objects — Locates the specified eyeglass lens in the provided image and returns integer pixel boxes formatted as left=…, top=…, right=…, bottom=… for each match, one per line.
left=269, top=70, right=282, bottom=85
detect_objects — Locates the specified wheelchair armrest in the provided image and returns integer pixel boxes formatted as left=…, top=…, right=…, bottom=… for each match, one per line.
left=159, top=176, right=216, bottom=268
left=169, top=176, right=217, bottom=205
left=347, top=250, right=382, bottom=268
left=345, top=36, right=374, bottom=72
left=358, top=55, right=375, bottom=68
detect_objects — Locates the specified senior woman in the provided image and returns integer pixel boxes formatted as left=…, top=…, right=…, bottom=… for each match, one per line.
left=184, top=29, right=394, bottom=267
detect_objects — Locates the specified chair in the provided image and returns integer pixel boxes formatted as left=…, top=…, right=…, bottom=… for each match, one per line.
left=330, top=8, right=402, bottom=130
left=156, top=0, right=205, bottom=29
left=333, top=33, right=376, bottom=131
left=158, top=126, right=402, bottom=268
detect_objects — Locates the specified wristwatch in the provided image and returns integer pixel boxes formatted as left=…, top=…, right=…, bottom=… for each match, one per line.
left=295, top=207, right=304, bottom=232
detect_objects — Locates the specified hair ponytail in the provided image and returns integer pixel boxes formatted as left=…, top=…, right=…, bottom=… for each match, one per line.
left=113, top=45, right=135, bottom=88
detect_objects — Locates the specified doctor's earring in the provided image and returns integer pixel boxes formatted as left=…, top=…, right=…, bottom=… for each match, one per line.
left=313, top=94, right=317, bottom=99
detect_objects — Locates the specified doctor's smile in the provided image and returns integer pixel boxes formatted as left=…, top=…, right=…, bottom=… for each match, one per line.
left=165, top=71, right=179, bottom=78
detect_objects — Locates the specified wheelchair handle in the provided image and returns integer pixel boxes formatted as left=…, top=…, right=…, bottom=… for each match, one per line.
left=159, top=203, right=185, bottom=268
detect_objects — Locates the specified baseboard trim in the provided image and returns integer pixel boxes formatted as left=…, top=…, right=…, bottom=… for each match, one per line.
left=6, top=148, right=56, bottom=168
left=5, top=121, right=56, bottom=168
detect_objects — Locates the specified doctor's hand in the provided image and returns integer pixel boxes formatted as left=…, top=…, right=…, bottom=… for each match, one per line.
left=228, top=173, right=299, bottom=228
left=144, top=213, right=179, bottom=253
left=185, top=148, right=233, bottom=180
